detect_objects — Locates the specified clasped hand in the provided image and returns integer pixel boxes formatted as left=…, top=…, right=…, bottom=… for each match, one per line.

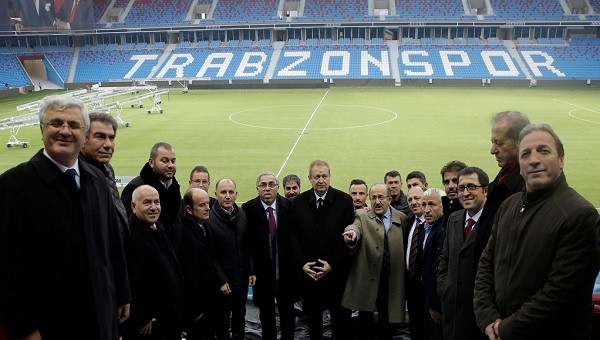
left=303, top=259, right=332, bottom=281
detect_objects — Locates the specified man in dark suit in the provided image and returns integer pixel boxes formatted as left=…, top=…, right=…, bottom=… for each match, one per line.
left=474, top=111, right=529, bottom=265
left=242, top=172, right=297, bottom=340
left=55, top=0, right=94, bottom=29
left=289, top=159, right=354, bottom=340
left=438, top=167, right=489, bottom=340
left=12, top=0, right=54, bottom=27
left=0, top=94, right=130, bottom=339
left=209, top=178, right=255, bottom=340
left=177, top=188, right=220, bottom=340
left=420, top=188, right=446, bottom=340
left=124, top=185, right=184, bottom=340
left=405, top=185, right=426, bottom=340
left=80, top=111, right=129, bottom=240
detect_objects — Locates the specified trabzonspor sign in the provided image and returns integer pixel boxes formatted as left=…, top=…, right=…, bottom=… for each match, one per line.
left=122, top=48, right=573, bottom=80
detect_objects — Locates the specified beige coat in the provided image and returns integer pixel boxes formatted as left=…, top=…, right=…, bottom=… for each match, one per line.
left=342, top=207, right=407, bottom=322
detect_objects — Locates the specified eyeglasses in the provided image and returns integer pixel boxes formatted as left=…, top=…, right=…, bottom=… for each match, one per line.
left=43, top=120, right=84, bottom=131
left=458, top=184, right=485, bottom=193
left=258, top=182, right=278, bottom=189
left=370, top=195, right=390, bottom=202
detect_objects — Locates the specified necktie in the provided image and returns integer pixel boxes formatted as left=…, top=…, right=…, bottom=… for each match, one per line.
left=317, top=198, right=323, bottom=209
left=65, top=168, right=79, bottom=190
left=408, top=221, right=423, bottom=278
left=382, top=226, right=390, bottom=276
left=266, top=207, right=276, bottom=241
left=464, top=218, right=475, bottom=240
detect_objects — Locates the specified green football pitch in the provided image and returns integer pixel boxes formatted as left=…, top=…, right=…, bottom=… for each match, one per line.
left=1, top=86, right=599, bottom=207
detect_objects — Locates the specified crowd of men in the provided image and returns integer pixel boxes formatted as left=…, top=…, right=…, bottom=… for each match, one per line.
left=0, top=94, right=599, bottom=340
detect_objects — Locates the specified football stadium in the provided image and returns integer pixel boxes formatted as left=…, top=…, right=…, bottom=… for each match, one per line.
left=1, top=0, right=600, bottom=339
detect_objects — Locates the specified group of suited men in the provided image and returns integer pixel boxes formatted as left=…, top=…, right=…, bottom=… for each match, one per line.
left=1, top=94, right=599, bottom=340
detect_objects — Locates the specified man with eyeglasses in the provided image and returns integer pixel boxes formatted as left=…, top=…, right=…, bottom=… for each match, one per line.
left=80, top=111, right=129, bottom=240
left=289, top=160, right=354, bottom=340
left=342, top=183, right=407, bottom=340
left=437, top=167, right=489, bottom=340
left=242, top=172, right=298, bottom=340
left=177, top=165, right=217, bottom=222
left=0, top=94, right=130, bottom=339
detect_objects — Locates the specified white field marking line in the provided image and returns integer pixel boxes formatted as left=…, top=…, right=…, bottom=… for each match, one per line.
left=553, top=99, right=600, bottom=125
left=276, top=90, right=329, bottom=178
left=228, top=105, right=398, bottom=131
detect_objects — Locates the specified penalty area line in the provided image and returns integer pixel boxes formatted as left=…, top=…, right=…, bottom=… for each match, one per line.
left=276, top=89, right=330, bottom=178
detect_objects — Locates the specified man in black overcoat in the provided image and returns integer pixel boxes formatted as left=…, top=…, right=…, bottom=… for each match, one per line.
left=177, top=188, right=220, bottom=340
left=0, top=94, right=130, bottom=339
left=289, top=160, right=354, bottom=340
left=242, top=172, right=299, bottom=340
left=124, top=185, right=184, bottom=340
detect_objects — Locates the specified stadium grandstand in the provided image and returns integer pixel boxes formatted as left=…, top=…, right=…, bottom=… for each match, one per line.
left=1, top=0, right=599, bottom=94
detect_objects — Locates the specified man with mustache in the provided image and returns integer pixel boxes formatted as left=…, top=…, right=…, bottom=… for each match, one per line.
left=349, top=179, right=369, bottom=210
left=282, top=174, right=301, bottom=198
left=440, top=160, right=466, bottom=218
left=342, top=183, right=407, bottom=340
left=122, top=142, right=181, bottom=249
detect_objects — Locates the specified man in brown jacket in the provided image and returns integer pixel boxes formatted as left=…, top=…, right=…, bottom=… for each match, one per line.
left=342, top=183, right=407, bottom=340
left=474, top=124, right=600, bottom=340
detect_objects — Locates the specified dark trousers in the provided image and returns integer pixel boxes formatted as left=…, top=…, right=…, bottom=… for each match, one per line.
left=215, top=285, right=248, bottom=340
left=406, top=277, right=425, bottom=340
left=424, top=311, right=443, bottom=340
left=357, top=269, right=392, bottom=340
left=186, top=311, right=216, bottom=340
left=259, top=293, right=296, bottom=340
left=123, top=320, right=180, bottom=340
left=303, top=293, right=351, bottom=340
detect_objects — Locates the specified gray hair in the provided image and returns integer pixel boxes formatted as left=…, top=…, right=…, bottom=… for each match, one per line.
left=422, top=188, right=446, bottom=200
left=38, top=94, right=90, bottom=131
left=519, top=124, right=565, bottom=158
left=492, top=111, right=530, bottom=143
left=88, top=111, right=118, bottom=135
left=255, top=172, right=279, bottom=186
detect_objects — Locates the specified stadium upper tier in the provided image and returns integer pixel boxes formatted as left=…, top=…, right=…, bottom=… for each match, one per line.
left=2, top=38, right=598, bottom=87
left=39, top=0, right=600, bottom=27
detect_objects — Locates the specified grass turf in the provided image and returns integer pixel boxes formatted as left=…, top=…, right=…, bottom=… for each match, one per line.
left=1, top=86, right=599, bottom=207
